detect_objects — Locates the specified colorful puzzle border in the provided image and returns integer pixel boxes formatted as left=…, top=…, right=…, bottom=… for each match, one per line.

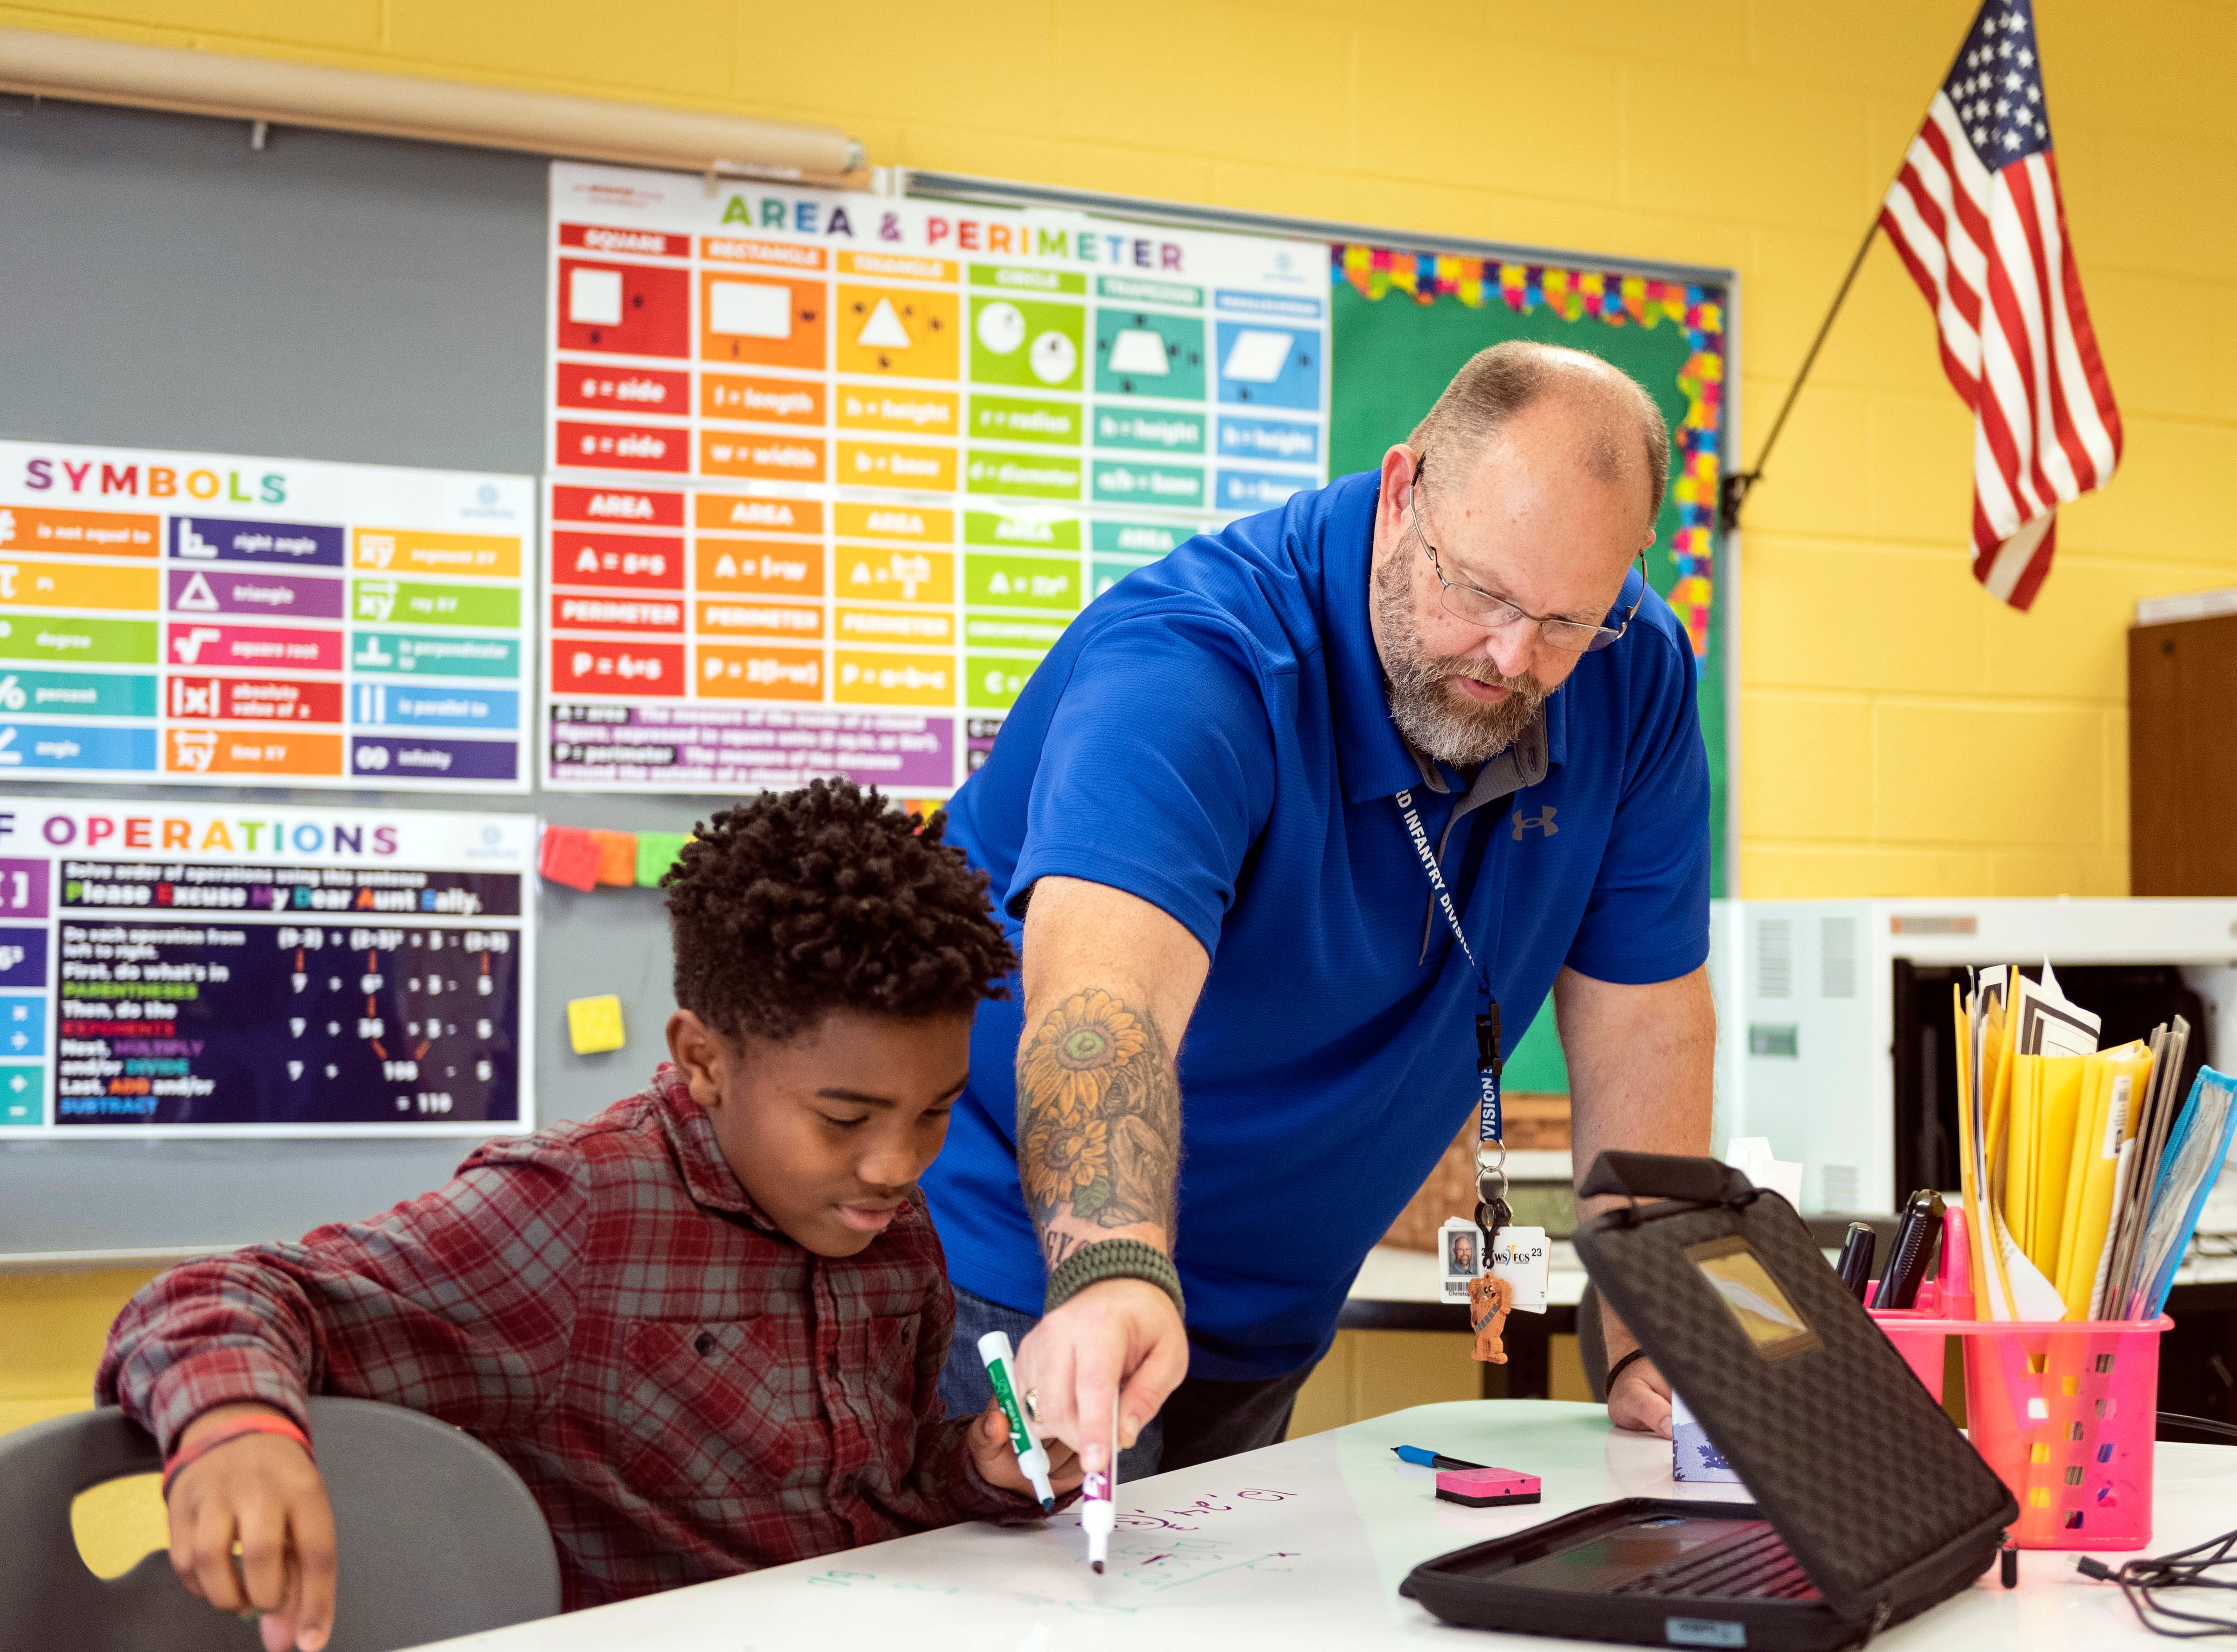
left=1332, top=244, right=1725, bottom=663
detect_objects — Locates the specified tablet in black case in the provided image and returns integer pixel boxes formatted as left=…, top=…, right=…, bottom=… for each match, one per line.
left=1401, top=1152, right=2017, bottom=1650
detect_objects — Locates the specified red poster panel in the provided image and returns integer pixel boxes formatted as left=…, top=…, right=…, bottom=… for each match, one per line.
left=549, top=637, right=686, bottom=697
left=166, top=675, right=345, bottom=724
left=549, top=592, right=687, bottom=634
left=559, top=224, right=689, bottom=259
left=555, top=260, right=690, bottom=358
left=549, top=531, right=685, bottom=591
left=549, top=485, right=685, bottom=528
left=553, top=362, right=691, bottom=417
left=165, top=622, right=344, bottom=673
left=552, top=420, right=689, bottom=474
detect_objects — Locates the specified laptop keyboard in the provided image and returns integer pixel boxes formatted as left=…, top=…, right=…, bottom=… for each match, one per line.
left=1610, top=1524, right=1821, bottom=1601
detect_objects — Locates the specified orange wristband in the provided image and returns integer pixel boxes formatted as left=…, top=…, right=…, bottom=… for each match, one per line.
left=161, top=1414, right=313, bottom=1501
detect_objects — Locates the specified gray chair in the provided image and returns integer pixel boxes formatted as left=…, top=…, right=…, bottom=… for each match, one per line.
left=0, top=1396, right=561, bottom=1652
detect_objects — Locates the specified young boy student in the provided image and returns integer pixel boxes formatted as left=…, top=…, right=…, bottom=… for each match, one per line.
left=98, top=779, right=1078, bottom=1652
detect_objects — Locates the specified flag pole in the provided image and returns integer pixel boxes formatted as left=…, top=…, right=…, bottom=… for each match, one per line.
left=1717, top=213, right=1882, bottom=532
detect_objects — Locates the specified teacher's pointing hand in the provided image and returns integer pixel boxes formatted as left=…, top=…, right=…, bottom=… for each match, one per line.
left=1015, top=1278, right=1187, bottom=1470
left=1007, top=875, right=1208, bottom=1473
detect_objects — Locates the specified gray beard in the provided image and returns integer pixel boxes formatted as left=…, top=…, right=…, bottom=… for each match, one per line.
left=1374, top=548, right=1552, bottom=766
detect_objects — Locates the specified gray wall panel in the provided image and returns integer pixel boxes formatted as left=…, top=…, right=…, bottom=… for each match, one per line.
left=0, top=95, right=724, bottom=1255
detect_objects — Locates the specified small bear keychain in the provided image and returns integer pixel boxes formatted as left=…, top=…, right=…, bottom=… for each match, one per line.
left=1468, top=1193, right=1513, bottom=1364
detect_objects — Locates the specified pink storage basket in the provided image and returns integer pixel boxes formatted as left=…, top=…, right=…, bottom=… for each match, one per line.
left=1870, top=1297, right=2170, bottom=1551
left=1869, top=1279, right=1952, bottom=1400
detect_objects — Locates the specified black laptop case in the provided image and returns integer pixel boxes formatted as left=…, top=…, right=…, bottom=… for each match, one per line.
left=1401, top=1152, right=2018, bottom=1650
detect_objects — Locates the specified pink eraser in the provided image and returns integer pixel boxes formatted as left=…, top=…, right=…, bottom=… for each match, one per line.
left=1436, top=1466, right=1541, bottom=1507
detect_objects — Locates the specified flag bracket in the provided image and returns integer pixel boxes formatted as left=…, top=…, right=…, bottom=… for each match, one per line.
left=1717, top=471, right=1759, bottom=533
left=1718, top=216, right=1882, bottom=535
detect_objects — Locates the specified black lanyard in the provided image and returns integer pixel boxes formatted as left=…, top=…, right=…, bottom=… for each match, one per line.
left=1393, top=789, right=1509, bottom=1230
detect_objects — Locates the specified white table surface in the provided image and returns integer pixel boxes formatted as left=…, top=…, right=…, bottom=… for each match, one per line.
left=413, top=1399, right=2237, bottom=1651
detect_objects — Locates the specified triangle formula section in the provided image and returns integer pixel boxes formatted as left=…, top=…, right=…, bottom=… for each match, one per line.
left=857, top=296, right=912, bottom=350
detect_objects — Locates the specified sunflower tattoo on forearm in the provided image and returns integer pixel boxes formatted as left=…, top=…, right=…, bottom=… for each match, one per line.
left=1018, top=988, right=1180, bottom=1241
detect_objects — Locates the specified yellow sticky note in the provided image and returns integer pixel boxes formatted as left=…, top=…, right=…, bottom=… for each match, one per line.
left=567, top=994, right=625, bottom=1055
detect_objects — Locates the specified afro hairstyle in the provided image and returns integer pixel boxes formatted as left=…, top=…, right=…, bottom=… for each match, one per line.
left=663, top=777, right=1016, bottom=1043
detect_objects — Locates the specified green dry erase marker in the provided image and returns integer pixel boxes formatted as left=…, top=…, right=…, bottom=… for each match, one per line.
left=977, top=1330, right=1055, bottom=1509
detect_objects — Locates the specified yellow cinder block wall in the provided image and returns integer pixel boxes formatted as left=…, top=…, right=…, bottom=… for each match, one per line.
left=0, top=0, right=2218, bottom=890
left=0, top=1269, right=161, bottom=1435
left=5, top=0, right=2235, bottom=1419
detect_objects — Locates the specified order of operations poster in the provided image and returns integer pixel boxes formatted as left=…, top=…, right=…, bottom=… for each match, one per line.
left=544, top=161, right=1330, bottom=794
left=0, top=797, right=534, bottom=1137
left=0, top=441, right=534, bottom=790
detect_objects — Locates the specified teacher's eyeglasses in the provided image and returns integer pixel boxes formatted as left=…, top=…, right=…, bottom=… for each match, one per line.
left=1406, top=456, right=1646, bottom=655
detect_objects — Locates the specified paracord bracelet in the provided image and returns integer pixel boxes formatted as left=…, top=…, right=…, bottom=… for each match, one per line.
left=1045, top=1238, right=1187, bottom=1319
left=161, top=1414, right=315, bottom=1501
left=1604, top=1347, right=1654, bottom=1395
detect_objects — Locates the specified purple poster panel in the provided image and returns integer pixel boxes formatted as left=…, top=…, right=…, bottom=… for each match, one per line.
left=546, top=704, right=954, bottom=792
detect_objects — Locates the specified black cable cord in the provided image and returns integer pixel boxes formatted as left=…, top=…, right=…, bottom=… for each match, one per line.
left=2159, top=1412, right=2237, bottom=1444
left=2071, top=1419, right=2237, bottom=1635
left=2078, top=1527, right=2237, bottom=1639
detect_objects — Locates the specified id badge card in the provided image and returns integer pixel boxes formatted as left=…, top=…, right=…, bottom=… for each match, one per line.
left=1490, top=1225, right=1549, bottom=1315
left=1437, top=1216, right=1484, bottom=1303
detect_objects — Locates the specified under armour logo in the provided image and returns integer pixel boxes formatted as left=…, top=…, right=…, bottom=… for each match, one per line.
left=1511, top=806, right=1558, bottom=840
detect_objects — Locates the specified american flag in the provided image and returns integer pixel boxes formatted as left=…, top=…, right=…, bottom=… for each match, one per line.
left=1879, top=0, right=2121, bottom=610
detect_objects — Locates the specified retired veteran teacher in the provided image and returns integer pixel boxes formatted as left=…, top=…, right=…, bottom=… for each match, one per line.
left=923, top=341, right=1716, bottom=1484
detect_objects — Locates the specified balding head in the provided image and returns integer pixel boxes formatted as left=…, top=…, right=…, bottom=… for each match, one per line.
left=1366, top=341, right=1667, bottom=766
left=1408, top=341, right=1669, bottom=527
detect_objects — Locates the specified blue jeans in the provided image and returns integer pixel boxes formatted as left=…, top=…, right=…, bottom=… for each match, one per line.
left=938, top=1284, right=1311, bottom=1482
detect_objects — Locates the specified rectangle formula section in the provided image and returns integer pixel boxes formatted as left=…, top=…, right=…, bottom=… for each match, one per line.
left=0, top=797, right=535, bottom=1137
left=544, top=161, right=1331, bottom=796
left=0, top=440, right=535, bottom=792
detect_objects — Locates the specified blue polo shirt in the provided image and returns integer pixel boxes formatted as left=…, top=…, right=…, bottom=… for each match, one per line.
left=922, top=468, right=1710, bottom=1383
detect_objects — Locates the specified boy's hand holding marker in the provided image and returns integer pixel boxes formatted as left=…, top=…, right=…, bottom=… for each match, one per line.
left=968, top=1331, right=1083, bottom=1506
left=965, top=1392, right=1083, bottom=1503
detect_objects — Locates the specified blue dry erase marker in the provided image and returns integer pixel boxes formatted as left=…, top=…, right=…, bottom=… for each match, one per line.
left=1393, top=1445, right=1487, bottom=1471
left=976, top=1331, right=1055, bottom=1510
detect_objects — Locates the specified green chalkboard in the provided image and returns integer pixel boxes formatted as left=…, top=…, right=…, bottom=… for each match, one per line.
left=1328, top=263, right=1729, bottom=1091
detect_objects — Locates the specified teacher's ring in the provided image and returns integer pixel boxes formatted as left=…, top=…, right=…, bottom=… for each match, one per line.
left=1022, top=1389, right=1042, bottom=1426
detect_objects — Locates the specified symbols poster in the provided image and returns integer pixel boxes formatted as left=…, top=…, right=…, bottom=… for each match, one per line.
left=0, top=798, right=534, bottom=1137
left=0, top=441, right=534, bottom=790
left=544, top=161, right=1330, bottom=793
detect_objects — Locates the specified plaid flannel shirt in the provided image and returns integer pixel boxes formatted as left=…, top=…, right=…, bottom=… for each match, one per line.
left=97, top=1065, right=1033, bottom=1608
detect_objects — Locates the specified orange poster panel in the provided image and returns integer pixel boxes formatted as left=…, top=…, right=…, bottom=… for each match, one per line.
left=835, top=441, right=956, bottom=492
left=696, top=599, right=825, bottom=641
left=835, top=548, right=953, bottom=606
left=700, top=373, right=825, bottom=426
left=701, top=236, right=826, bottom=271
left=0, top=507, right=158, bottom=557
left=834, top=648, right=955, bottom=707
left=697, top=270, right=825, bottom=370
left=837, top=251, right=958, bottom=283
left=835, top=605, right=956, bottom=647
left=0, top=558, right=159, bottom=611
left=696, top=643, right=823, bottom=701
left=698, top=431, right=827, bottom=484
left=836, top=384, right=959, bottom=437
left=693, top=540, right=823, bottom=597
left=693, top=493, right=823, bottom=536
left=163, top=728, right=344, bottom=779
left=353, top=528, right=521, bottom=579
left=832, top=502, right=953, bottom=545
left=834, top=285, right=959, bottom=381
